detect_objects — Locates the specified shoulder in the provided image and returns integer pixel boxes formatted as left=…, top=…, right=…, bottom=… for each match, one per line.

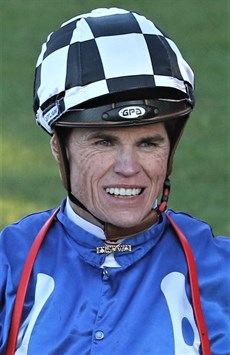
left=166, top=211, right=230, bottom=351
left=167, top=209, right=229, bottom=242
left=0, top=209, right=57, bottom=254
left=166, top=209, right=230, bottom=268
left=1, top=208, right=56, bottom=233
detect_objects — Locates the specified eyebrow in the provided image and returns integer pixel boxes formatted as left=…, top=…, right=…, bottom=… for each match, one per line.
left=88, top=131, right=166, bottom=144
left=136, top=134, right=165, bottom=144
left=88, top=132, right=120, bottom=143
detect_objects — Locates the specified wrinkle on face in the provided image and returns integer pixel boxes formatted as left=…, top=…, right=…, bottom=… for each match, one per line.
left=65, top=124, right=170, bottom=228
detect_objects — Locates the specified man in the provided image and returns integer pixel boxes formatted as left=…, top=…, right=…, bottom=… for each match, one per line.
left=1, top=8, right=229, bottom=355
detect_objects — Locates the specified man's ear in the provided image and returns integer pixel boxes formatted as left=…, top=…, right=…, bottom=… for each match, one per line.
left=50, top=133, right=61, bottom=163
left=50, top=133, right=69, bottom=190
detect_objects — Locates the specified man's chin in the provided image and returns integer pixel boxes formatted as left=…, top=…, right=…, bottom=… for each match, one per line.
left=103, top=214, right=147, bottom=229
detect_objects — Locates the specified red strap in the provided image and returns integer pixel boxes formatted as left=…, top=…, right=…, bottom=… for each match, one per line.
left=6, top=208, right=60, bottom=355
left=166, top=214, right=211, bottom=355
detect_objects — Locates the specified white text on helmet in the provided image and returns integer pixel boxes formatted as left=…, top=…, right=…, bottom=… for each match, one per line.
left=118, top=106, right=146, bottom=119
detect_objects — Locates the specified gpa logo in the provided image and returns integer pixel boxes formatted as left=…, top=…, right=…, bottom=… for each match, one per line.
left=118, top=106, right=146, bottom=119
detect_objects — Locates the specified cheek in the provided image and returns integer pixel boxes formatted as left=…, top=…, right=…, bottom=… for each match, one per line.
left=158, top=155, right=168, bottom=175
left=69, top=151, right=107, bottom=199
left=146, top=151, right=169, bottom=194
left=148, top=150, right=168, bottom=176
left=69, top=155, right=91, bottom=186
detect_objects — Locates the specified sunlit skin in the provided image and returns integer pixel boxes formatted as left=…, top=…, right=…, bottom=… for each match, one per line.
left=51, top=124, right=170, bottom=228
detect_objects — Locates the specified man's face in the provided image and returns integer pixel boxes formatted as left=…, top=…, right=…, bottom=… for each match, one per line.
left=62, top=123, right=170, bottom=228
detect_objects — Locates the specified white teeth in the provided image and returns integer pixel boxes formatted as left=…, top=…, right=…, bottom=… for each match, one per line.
left=114, top=188, right=119, bottom=195
left=106, top=187, right=142, bottom=196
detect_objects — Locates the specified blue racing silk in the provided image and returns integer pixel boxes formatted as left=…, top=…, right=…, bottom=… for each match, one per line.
left=0, top=199, right=229, bottom=354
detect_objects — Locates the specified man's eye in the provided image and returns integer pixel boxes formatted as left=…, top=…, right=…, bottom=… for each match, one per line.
left=96, top=140, right=113, bottom=146
left=140, top=141, right=158, bottom=148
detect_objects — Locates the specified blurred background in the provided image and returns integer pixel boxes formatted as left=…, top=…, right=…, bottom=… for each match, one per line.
left=1, top=0, right=229, bottom=235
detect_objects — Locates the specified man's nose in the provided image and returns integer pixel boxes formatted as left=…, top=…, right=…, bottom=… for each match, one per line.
left=114, top=147, right=140, bottom=177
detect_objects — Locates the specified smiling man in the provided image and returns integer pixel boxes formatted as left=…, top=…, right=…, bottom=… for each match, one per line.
left=1, top=8, right=229, bottom=355
left=51, top=124, right=170, bottom=229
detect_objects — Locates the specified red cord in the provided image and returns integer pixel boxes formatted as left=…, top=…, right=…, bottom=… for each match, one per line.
left=166, top=214, right=211, bottom=355
left=6, top=208, right=60, bottom=355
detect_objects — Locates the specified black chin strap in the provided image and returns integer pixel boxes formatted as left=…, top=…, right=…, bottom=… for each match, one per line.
left=158, top=178, right=171, bottom=213
left=68, top=178, right=171, bottom=240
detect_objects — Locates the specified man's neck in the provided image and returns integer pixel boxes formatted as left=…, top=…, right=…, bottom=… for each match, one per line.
left=67, top=197, right=159, bottom=241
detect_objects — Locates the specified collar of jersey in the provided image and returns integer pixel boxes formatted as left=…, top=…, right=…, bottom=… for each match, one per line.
left=65, top=197, right=106, bottom=240
left=57, top=198, right=166, bottom=268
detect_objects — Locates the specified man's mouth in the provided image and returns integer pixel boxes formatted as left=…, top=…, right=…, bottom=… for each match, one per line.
left=105, top=187, right=143, bottom=197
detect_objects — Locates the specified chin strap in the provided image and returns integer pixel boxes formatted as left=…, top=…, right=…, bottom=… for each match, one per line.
left=69, top=179, right=170, bottom=241
left=68, top=191, right=159, bottom=241
left=69, top=198, right=159, bottom=241
left=105, top=178, right=171, bottom=240
left=158, top=177, right=171, bottom=213
left=104, top=209, right=159, bottom=240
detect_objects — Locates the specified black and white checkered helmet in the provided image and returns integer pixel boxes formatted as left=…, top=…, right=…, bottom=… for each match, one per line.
left=34, top=8, right=195, bottom=134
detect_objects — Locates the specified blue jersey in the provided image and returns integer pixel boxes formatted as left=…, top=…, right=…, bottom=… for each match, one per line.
left=0, top=200, right=229, bottom=354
